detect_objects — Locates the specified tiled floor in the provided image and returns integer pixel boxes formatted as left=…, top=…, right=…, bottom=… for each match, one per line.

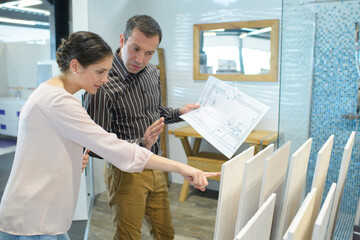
left=334, top=212, right=355, bottom=240
left=68, top=221, right=87, bottom=240
left=88, top=183, right=219, bottom=240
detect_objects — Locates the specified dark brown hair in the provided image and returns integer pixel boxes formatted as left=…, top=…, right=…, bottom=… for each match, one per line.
left=56, top=31, right=112, bottom=73
left=124, top=15, right=162, bottom=44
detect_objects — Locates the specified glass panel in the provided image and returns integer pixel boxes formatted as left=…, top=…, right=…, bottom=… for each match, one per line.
left=278, top=1, right=315, bottom=154
left=280, top=0, right=360, bottom=238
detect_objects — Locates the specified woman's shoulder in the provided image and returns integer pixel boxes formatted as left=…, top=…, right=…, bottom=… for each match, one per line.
left=38, top=82, right=72, bottom=98
left=20, top=83, right=78, bottom=120
left=33, top=83, right=79, bottom=108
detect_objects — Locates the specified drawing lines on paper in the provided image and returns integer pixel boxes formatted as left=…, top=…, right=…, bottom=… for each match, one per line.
left=199, top=84, right=225, bottom=107
left=180, top=75, right=269, bottom=158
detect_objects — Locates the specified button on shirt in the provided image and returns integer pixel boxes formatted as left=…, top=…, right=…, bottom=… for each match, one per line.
left=84, top=48, right=182, bottom=155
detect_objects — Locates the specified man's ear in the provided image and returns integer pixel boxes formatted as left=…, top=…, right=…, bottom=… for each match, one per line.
left=119, top=33, right=125, bottom=48
left=69, top=59, right=80, bottom=74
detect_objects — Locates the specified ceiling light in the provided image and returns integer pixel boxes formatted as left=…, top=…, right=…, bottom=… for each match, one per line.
left=0, top=17, right=35, bottom=25
left=239, top=27, right=271, bottom=39
left=0, top=17, right=49, bottom=26
left=210, top=28, right=225, bottom=32
left=18, top=0, right=43, bottom=7
left=3, top=1, right=49, bottom=15
left=204, top=32, right=217, bottom=37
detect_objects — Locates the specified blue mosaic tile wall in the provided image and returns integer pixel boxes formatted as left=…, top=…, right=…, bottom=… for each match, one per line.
left=307, top=1, right=360, bottom=216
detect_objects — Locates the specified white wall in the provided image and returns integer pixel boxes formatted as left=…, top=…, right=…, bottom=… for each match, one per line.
left=0, top=25, right=50, bottom=98
left=88, top=0, right=137, bottom=51
left=0, top=25, right=49, bottom=42
left=87, top=0, right=282, bottom=186
left=0, top=27, right=50, bottom=97
left=6, top=42, right=50, bottom=89
left=0, top=43, right=7, bottom=96
left=71, top=0, right=88, bottom=32
left=0, top=42, right=50, bottom=99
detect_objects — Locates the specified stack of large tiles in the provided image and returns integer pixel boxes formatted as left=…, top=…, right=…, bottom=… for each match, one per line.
left=213, top=132, right=355, bottom=240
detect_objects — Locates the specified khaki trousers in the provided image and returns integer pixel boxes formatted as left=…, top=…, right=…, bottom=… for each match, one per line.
left=104, top=163, right=175, bottom=240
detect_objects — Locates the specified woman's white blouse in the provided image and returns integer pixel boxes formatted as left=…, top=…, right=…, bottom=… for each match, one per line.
left=0, top=83, right=152, bottom=235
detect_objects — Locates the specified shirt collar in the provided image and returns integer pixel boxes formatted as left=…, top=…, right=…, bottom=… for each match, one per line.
left=113, top=48, right=129, bottom=78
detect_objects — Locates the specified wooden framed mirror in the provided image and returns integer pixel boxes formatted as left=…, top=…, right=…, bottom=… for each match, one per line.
left=193, top=19, right=279, bottom=81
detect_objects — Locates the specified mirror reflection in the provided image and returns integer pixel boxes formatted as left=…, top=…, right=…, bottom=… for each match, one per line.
left=194, top=19, right=279, bottom=81
left=200, top=27, right=271, bottom=74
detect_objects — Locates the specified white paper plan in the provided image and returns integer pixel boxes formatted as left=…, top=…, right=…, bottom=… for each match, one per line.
left=180, top=76, right=269, bottom=158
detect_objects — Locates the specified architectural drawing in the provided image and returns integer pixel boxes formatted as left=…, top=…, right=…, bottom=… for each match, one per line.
left=181, top=76, right=269, bottom=158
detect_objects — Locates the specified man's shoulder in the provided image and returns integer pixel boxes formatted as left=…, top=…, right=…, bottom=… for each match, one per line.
left=100, top=73, right=128, bottom=97
left=145, top=62, right=158, bottom=73
left=140, top=63, right=159, bottom=81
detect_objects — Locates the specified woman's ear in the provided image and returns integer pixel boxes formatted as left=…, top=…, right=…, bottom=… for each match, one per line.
left=69, top=59, right=80, bottom=74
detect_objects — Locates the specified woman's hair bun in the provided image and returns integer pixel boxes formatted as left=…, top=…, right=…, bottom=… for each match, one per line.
left=56, top=38, right=71, bottom=72
left=55, top=31, right=112, bottom=73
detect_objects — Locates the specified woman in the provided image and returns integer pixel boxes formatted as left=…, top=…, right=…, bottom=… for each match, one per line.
left=0, top=31, right=219, bottom=239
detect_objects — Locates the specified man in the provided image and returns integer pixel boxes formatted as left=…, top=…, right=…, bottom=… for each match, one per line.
left=84, top=15, right=199, bottom=239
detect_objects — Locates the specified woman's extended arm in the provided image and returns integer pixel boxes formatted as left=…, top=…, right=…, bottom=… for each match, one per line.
left=145, top=154, right=220, bottom=191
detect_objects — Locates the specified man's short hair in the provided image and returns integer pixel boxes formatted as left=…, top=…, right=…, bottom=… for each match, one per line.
left=124, top=15, right=162, bottom=44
